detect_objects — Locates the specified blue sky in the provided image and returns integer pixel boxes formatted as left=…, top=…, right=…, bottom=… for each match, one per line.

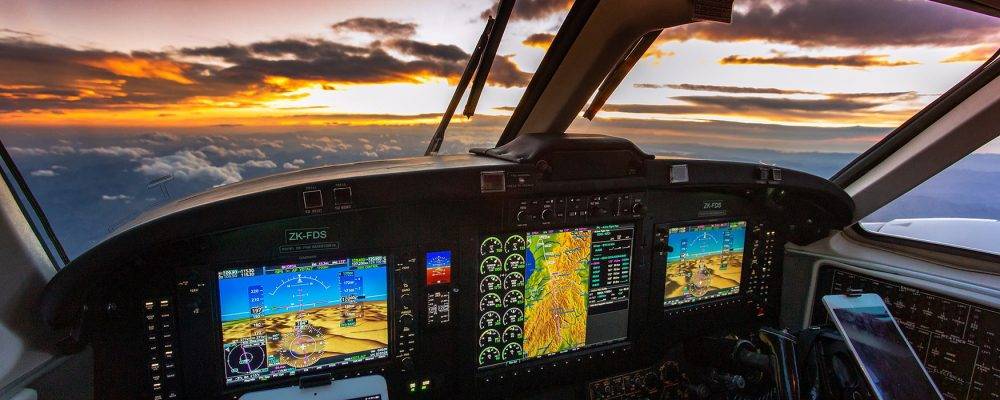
left=219, top=260, right=388, bottom=323
left=667, top=222, right=747, bottom=262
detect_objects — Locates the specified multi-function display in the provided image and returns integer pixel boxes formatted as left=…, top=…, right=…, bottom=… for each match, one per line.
left=477, top=223, right=634, bottom=369
left=217, top=256, right=390, bottom=386
left=663, top=221, right=746, bottom=307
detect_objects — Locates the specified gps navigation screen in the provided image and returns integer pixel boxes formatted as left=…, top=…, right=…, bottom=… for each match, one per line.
left=217, top=256, right=390, bottom=386
left=476, top=224, right=634, bottom=369
left=663, top=221, right=746, bottom=307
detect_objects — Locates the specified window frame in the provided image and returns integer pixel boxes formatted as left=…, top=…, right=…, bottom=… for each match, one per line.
left=0, top=139, right=70, bottom=269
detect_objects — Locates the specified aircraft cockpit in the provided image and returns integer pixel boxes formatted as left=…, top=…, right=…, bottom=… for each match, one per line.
left=0, top=1, right=998, bottom=399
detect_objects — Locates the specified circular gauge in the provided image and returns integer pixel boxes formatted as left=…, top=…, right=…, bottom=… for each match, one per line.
left=479, top=293, right=502, bottom=312
left=502, top=343, right=524, bottom=361
left=502, top=325, right=524, bottom=342
left=481, top=237, right=503, bottom=256
left=479, top=275, right=503, bottom=293
left=503, top=290, right=524, bottom=307
left=502, top=308, right=524, bottom=325
left=480, top=256, right=502, bottom=275
left=504, top=271, right=525, bottom=289
left=273, top=323, right=326, bottom=368
left=479, top=329, right=502, bottom=347
left=225, top=342, right=266, bottom=376
left=504, top=235, right=526, bottom=253
left=479, top=347, right=501, bottom=366
left=479, top=311, right=502, bottom=329
left=504, top=254, right=525, bottom=272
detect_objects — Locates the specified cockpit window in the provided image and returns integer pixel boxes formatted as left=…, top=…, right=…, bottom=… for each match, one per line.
left=0, top=1, right=571, bottom=259
left=0, top=0, right=996, bottom=260
left=571, top=0, right=999, bottom=178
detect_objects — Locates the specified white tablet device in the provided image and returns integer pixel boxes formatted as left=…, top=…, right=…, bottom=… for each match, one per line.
left=239, top=375, right=389, bottom=400
left=822, top=293, right=942, bottom=400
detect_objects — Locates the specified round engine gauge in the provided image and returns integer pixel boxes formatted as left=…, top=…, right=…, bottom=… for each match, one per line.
left=503, top=271, right=524, bottom=289
left=480, top=256, right=502, bottom=275
left=504, top=235, right=526, bottom=253
left=504, top=254, right=525, bottom=271
left=502, top=343, right=524, bottom=361
left=479, top=347, right=501, bottom=365
left=502, top=325, right=523, bottom=342
left=479, top=329, right=502, bottom=347
left=479, top=275, right=502, bottom=293
left=481, top=237, right=503, bottom=256
left=479, top=293, right=502, bottom=312
left=502, top=308, right=523, bottom=325
left=479, top=311, right=501, bottom=329
left=503, top=290, right=524, bottom=307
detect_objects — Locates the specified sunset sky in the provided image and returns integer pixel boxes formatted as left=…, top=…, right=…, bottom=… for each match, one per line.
left=0, top=0, right=996, bottom=151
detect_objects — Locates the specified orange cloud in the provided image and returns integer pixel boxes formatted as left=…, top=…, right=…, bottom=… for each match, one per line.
left=79, top=56, right=194, bottom=84
left=522, top=33, right=555, bottom=49
left=720, top=54, right=917, bottom=68
left=942, top=45, right=997, bottom=63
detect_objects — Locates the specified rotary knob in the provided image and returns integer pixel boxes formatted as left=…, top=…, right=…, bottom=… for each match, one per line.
left=632, top=202, right=646, bottom=214
left=643, top=371, right=660, bottom=391
left=540, top=208, right=554, bottom=222
left=398, top=313, right=414, bottom=327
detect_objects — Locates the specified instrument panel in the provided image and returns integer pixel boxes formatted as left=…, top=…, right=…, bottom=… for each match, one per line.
left=41, top=151, right=853, bottom=400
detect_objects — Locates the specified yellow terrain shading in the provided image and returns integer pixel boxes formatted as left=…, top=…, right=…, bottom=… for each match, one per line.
left=665, top=253, right=743, bottom=300
left=222, top=300, right=388, bottom=368
left=524, top=229, right=592, bottom=358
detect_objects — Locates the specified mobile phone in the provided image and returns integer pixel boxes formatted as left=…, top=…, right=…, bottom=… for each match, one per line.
left=822, top=293, right=942, bottom=400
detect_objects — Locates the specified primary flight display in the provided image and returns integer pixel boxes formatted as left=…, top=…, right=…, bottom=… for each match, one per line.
left=477, top=224, right=634, bottom=369
left=217, top=256, right=390, bottom=386
left=663, top=221, right=746, bottom=307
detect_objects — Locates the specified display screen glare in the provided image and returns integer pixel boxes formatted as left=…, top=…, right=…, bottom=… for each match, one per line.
left=663, top=221, right=746, bottom=307
left=217, top=256, right=390, bottom=386
left=833, top=305, right=941, bottom=399
left=476, top=224, right=634, bottom=369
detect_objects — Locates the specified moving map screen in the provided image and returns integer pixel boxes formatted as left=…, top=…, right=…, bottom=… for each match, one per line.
left=664, top=221, right=746, bottom=307
left=477, top=224, right=633, bottom=369
left=217, top=256, right=390, bottom=386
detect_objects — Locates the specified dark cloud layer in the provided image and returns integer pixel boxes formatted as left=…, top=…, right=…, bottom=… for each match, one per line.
left=0, top=20, right=533, bottom=113
left=661, top=0, right=999, bottom=48
left=382, top=39, right=468, bottom=62
left=482, top=0, right=572, bottom=21
left=719, top=53, right=918, bottom=68
left=601, top=90, right=918, bottom=123
left=635, top=83, right=816, bottom=95
left=330, top=18, right=417, bottom=37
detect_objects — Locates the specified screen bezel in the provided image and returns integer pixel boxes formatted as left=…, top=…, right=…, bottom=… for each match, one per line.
left=213, top=252, right=395, bottom=391
left=655, top=217, right=752, bottom=311
left=473, top=221, right=638, bottom=372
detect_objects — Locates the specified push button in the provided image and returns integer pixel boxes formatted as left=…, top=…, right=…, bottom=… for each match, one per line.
left=302, top=189, right=323, bottom=209
left=333, top=187, right=352, bottom=205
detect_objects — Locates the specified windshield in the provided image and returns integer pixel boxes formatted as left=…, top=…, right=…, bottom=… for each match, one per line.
left=1, top=0, right=997, bottom=260
left=575, top=0, right=999, bottom=178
